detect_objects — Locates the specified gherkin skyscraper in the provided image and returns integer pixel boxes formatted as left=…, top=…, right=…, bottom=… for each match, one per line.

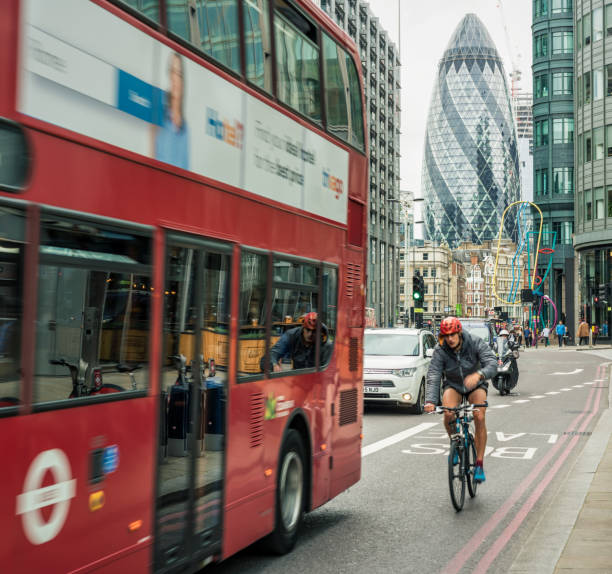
left=422, top=13, right=520, bottom=248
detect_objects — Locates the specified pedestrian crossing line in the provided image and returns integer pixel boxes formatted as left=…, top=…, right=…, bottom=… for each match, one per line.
left=513, top=399, right=530, bottom=403
left=546, top=391, right=560, bottom=395
left=529, top=395, right=546, bottom=399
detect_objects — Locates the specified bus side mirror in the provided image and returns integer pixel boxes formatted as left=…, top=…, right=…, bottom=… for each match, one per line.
left=425, top=348, right=434, bottom=358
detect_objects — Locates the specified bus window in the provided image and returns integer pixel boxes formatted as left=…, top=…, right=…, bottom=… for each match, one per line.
left=238, top=250, right=267, bottom=379
left=34, top=217, right=152, bottom=404
left=320, top=265, right=337, bottom=366
left=274, top=1, right=321, bottom=123
left=119, top=0, right=161, bottom=23
left=166, top=0, right=241, bottom=74
left=244, top=0, right=272, bottom=91
left=0, top=207, right=25, bottom=408
left=323, top=34, right=364, bottom=150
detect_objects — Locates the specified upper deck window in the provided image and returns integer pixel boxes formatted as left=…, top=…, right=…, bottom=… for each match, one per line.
left=167, top=0, right=241, bottom=74
left=323, top=34, right=364, bottom=150
left=244, top=0, right=272, bottom=91
left=119, top=0, right=160, bottom=23
left=274, top=1, right=321, bottom=123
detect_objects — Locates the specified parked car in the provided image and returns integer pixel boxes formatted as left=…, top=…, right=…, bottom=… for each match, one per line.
left=362, top=328, right=437, bottom=414
left=457, top=318, right=496, bottom=348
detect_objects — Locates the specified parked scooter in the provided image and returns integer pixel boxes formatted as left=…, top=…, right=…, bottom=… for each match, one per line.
left=492, top=330, right=519, bottom=396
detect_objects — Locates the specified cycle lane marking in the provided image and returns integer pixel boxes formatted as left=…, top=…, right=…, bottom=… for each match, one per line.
left=473, top=386, right=604, bottom=574
left=361, top=422, right=438, bottom=458
left=440, top=384, right=598, bottom=574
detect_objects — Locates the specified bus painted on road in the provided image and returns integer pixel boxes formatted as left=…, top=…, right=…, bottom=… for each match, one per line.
left=0, top=0, right=367, bottom=571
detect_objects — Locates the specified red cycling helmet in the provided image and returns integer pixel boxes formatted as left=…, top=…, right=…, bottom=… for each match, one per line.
left=302, top=312, right=318, bottom=330
left=439, top=316, right=462, bottom=336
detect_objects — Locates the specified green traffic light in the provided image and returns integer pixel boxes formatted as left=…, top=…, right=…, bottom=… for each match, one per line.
left=413, top=292, right=421, bottom=300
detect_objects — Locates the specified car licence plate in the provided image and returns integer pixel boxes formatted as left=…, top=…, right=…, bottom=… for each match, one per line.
left=364, top=386, right=379, bottom=393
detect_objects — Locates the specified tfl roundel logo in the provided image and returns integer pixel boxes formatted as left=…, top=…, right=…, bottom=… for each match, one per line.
left=16, top=449, right=77, bottom=545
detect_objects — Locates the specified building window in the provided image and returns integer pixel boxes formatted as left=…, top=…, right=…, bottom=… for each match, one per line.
left=534, top=33, right=548, bottom=57
left=553, top=167, right=573, bottom=194
left=607, top=5, right=612, bottom=37
left=535, top=73, right=549, bottom=98
left=535, top=0, right=548, bottom=17
left=551, top=0, right=571, bottom=14
left=586, top=192, right=592, bottom=221
left=535, top=168, right=549, bottom=196
left=608, top=187, right=612, bottom=217
left=578, top=75, right=583, bottom=106
left=577, top=18, right=582, bottom=49
left=584, top=12, right=591, bottom=46
left=578, top=133, right=583, bottom=164
left=552, top=31, right=573, bottom=54
left=593, top=7, right=604, bottom=42
left=594, top=67, right=604, bottom=100
left=608, top=125, right=612, bottom=157
left=584, top=70, right=591, bottom=104
left=552, top=117, right=574, bottom=144
left=535, top=119, right=549, bottom=146
left=594, top=127, right=604, bottom=160
left=595, top=187, right=604, bottom=219
left=422, top=253, right=429, bottom=261
left=552, top=71, right=573, bottom=95
left=585, top=130, right=592, bottom=162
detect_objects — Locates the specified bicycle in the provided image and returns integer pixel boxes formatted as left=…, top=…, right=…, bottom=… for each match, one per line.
left=435, top=400, right=488, bottom=511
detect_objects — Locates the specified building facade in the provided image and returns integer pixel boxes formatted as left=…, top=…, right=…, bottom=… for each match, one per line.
left=574, top=0, right=612, bottom=337
left=513, top=90, right=535, bottom=202
left=316, top=0, right=401, bottom=327
left=532, top=0, right=576, bottom=337
left=422, top=13, right=521, bottom=248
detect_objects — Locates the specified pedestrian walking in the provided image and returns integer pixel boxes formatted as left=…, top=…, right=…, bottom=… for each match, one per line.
left=592, top=324, right=599, bottom=345
left=555, top=321, right=566, bottom=348
left=542, top=325, right=550, bottom=347
left=603, top=323, right=609, bottom=337
left=524, top=325, right=531, bottom=348
left=577, top=319, right=589, bottom=346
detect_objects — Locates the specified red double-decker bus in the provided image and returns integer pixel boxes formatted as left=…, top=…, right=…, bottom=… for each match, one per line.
left=0, top=0, right=367, bottom=572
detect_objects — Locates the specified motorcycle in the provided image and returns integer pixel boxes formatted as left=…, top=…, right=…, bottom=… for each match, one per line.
left=492, top=337, right=519, bottom=396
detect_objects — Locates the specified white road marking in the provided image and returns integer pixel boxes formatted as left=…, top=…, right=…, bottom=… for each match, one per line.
left=572, top=385, right=584, bottom=388
left=550, top=368, right=584, bottom=375
left=560, top=388, right=572, bottom=391
left=529, top=395, right=546, bottom=399
left=513, top=399, right=530, bottom=403
left=583, top=382, right=594, bottom=385
left=545, top=391, right=560, bottom=395
left=492, top=404, right=511, bottom=409
left=362, top=422, right=439, bottom=457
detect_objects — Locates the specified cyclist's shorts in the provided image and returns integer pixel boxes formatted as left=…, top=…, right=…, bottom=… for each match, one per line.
left=442, top=380, right=489, bottom=397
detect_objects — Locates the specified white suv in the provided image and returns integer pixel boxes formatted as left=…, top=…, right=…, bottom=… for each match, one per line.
left=362, top=328, right=437, bottom=414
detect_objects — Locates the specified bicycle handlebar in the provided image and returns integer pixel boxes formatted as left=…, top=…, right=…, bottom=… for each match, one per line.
left=434, top=402, right=488, bottom=414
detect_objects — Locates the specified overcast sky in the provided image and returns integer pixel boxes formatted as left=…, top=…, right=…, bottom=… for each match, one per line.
left=364, top=0, right=532, bottom=196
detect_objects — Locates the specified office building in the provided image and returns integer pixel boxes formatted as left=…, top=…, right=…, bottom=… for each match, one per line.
left=422, top=13, right=521, bottom=248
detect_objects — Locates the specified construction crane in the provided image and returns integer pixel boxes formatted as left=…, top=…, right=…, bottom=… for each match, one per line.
left=496, top=0, right=521, bottom=98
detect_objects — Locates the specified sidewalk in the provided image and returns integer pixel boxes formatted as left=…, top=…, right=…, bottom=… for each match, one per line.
left=509, top=350, right=612, bottom=574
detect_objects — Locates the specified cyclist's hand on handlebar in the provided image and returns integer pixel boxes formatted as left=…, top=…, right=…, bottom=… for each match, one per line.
left=424, top=402, right=436, bottom=413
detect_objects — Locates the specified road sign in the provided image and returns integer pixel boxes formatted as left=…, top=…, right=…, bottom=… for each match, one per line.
left=16, top=449, right=77, bottom=545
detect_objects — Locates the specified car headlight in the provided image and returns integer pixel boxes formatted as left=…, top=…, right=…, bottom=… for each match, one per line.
left=392, top=368, right=417, bottom=377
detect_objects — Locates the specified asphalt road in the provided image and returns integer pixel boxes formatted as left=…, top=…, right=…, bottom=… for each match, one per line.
left=205, top=346, right=611, bottom=574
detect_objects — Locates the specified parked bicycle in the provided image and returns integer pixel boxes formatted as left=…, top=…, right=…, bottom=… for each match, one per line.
left=435, top=400, right=488, bottom=511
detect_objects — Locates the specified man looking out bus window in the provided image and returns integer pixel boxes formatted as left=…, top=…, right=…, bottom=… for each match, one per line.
left=424, top=317, right=497, bottom=483
left=260, top=312, right=332, bottom=372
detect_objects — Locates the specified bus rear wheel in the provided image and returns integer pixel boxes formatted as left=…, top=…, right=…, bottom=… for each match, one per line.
left=266, top=429, right=306, bottom=554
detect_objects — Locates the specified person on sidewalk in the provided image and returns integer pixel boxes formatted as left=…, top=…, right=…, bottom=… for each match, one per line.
left=556, top=321, right=566, bottom=348
left=541, top=325, right=550, bottom=347
left=577, top=319, right=589, bottom=346
left=592, top=324, right=599, bottom=345
left=524, top=325, right=531, bottom=348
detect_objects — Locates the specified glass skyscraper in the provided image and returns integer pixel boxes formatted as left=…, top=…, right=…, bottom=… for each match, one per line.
left=422, top=13, right=520, bottom=248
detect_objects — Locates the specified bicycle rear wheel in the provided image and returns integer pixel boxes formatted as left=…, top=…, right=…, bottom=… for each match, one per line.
left=466, top=433, right=478, bottom=498
left=448, top=440, right=465, bottom=511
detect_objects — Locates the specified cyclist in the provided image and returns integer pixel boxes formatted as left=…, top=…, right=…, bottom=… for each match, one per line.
left=424, top=317, right=497, bottom=483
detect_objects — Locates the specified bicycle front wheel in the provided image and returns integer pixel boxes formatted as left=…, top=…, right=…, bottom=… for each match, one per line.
left=448, top=440, right=465, bottom=511
left=466, top=433, right=478, bottom=498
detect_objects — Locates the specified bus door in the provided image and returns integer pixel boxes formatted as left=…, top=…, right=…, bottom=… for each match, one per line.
left=155, top=234, right=231, bottom=570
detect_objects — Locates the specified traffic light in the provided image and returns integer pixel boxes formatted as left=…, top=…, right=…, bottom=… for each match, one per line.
left=413, top=274, right=423, bottom=301
left=599, top=283, right=607, bottom=301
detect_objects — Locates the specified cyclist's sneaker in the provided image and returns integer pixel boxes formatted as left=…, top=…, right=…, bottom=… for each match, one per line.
left=474, top=464, right=486, bottom=483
